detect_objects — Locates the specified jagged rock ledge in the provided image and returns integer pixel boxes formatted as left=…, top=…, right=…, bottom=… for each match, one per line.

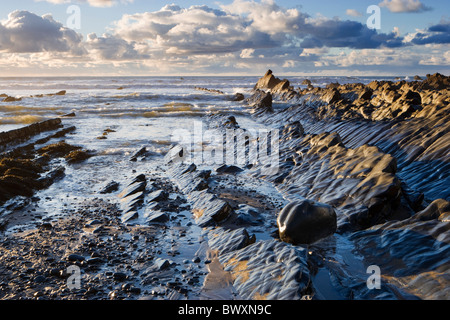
left=0, top=120, right=92, bottom=217
left=249, top=70, right=449, bottom=201
left=0, top=118, right=63, bottom=148
left=245, top=70, right=450, bottom=300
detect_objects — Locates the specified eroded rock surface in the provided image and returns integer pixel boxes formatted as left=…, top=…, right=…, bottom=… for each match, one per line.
left=246, top=70, right=450, bottom=300
left=0, top=71, right=448, bottom=301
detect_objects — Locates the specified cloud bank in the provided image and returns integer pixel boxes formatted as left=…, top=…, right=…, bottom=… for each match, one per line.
left=0, top=10, right=85, bottom=54
left=379, top=0, right=432, bottom=13
left=0, top=0, right=448, bottom=75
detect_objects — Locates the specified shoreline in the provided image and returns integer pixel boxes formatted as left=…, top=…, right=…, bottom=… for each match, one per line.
left=0, top=71, right=449, bottom=300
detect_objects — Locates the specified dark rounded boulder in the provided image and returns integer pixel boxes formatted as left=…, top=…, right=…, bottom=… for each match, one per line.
left=277, top=199, right=337, bottom=245
left=233, top=93, right=245, bottom=101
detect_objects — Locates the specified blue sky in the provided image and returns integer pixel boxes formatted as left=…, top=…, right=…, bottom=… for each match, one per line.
left=0, top=0, right=448, bottom=76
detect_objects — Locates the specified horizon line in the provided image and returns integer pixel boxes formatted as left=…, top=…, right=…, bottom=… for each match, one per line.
left=0, top=73, right=437, bottom=78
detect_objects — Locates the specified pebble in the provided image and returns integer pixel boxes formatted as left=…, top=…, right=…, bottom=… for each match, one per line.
left=34, top=275, right=46, bottom=283
left=130, top=287, right=141, bottom=294
left=86, top=257, right=103, bottom=265
left=121, top=283, right=132, bottom=291
left=87, top=219, right=102, bottom=226
left=40, top=222, right=53, bottom=230
left=113, top=272, right=127, bottom=281
left=67, top=254, right=85, bottom=262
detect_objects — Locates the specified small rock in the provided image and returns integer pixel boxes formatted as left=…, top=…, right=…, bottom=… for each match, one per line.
left=215, top=164, right=243, bottom=174
left=148, top=190, right=169, bottom=202
left=86, top=257, right=103, bottom=265
left=358, top=88, right=373, bottom=101
left=146, top=211, right=170, bottom=224
left=87, top=219, right=102, bottom=226
left=154, top=258, right=172, bottom=270
left=65, top=150, right=93, bottom=164
left=129, top=286, right=141, bottom=294
left=181, top=163, right=197, bottom=174
left=67, top=254, right=85, bottom=262
left=48, top=268, right=62, bottom=277
left=2, top=96, right=22, bottom=102
left=233, top=93, right=245, bottom=101
left=121, top=283, right=132, bottom=291
left=113, top=272, right=127, bottom=282
left=100, top=181, right=120, bottom=194
left=92, top=226, right=103, bottom=234
left=130, top=146, right=147, bottom=161
left=40, top=222, right=53, bottom=230
left=34, top=275, right=47, bottom=283
left=321, top=88, right=341, bottom=104
left=122, top=211, right=139, bottom=223
left=301, top=79, right=312, bottom=86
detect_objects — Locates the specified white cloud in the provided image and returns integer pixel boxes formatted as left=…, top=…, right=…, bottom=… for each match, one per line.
left=0, top=2, right=447, bottom=76
left=113, top=3, right=279, bottom=56
left=112, top=0, right=407, bottom=60
left=379, top=0, right=432, bottom=13
left=220, top=0, right=308, bottom=36
left=240, top=48, right=255, bottom=59
left=86, top=33, right=148, bottom=60
left=346, top=9, right=363, bottom=17
left=0, top=10, right=85, bottom=54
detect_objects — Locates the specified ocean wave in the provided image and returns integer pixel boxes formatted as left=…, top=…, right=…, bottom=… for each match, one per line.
left=93, top=106, right=249, bottom=119
left=0, top=115, right=44, bottom=125
left=0, top=105, right=29, bottom=112
left=98, top=111, right=207, bottom=118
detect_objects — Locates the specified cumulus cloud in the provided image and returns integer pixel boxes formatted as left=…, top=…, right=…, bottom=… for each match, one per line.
left=86, top=33, right=148, bottom=60
left=0, top=10, right=85, bottom=54
left=428, top=19, right=450, bottom=33
left=112, top=0, right=405, bottom=60
left=346, top=9, right=363, bottom=17
left=113, top=4, right=279, bottom=56
left=240, top=48, right=255, bottom=58
left=0, top=1, right=447, bottom=76
left=406, top=20, right=450, bottom=45
left=379, top=0, right=432, bottom=13
left=300, top=18, right=403, bottom=49
left=220, top=0, right=308, bottom=36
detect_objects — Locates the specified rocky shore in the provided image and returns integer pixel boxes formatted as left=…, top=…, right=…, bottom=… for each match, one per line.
left=0, top=71, right=448, bottom=300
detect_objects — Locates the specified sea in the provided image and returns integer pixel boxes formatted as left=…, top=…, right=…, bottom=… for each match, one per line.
left=0, top=75, right=402, bottom=129
left=0, top=75, right=401, bottom=228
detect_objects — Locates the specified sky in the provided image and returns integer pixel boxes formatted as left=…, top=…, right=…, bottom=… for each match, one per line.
left=0, top=0, right=448, bottom=76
